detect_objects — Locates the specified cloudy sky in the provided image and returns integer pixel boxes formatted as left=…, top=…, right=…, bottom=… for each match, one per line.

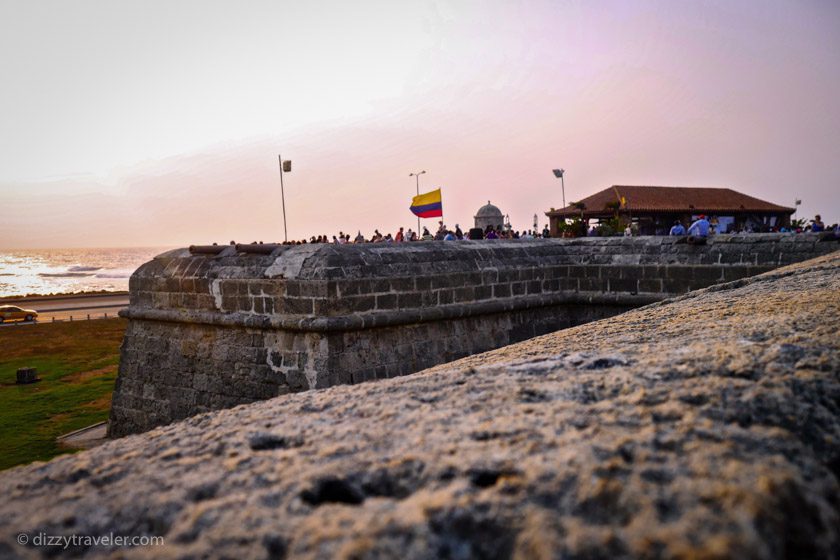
left=1, top=0, right=838, bottom=248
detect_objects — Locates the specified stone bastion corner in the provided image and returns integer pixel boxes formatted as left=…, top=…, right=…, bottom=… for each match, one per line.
left=109, top=233, right=839, bottom=436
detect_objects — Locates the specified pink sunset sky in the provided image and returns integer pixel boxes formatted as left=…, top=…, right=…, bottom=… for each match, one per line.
left=1, top=0, right=838, bottom=248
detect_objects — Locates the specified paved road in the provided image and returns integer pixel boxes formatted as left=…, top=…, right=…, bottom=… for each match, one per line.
left=1, top=294, right=129, bottom=325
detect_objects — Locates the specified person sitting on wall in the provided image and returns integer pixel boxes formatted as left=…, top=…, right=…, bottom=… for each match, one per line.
left=811, top=215, right=825, bottom=232
left=687, top=214, right=710, bottom=245
left=485, top=227, right=499, bottom=240
left=443, top=230, right=456, bottom=241
left=669, top=221, right=686, bottom=236
left=421, top=227, right=434, bottom=241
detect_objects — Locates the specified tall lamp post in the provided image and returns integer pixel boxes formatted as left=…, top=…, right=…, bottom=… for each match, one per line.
left=409, top=170, right=426, bottom=234
left=278, top=155, right=292, bottom=242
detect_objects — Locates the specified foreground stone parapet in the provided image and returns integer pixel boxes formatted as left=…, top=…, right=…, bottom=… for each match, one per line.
left=2, top=251, right=838, bottom=559
left=110, top=234, right=839, bottom=436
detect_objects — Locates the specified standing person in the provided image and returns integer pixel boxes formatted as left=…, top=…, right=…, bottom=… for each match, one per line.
left=687, top=215, right=710, bottom=237
left=434, top=221, right=447, bottom=241
left=454, top=224, right=463, bottom=239
left=687, top=214, right=710, bottom=244
left=669, top=221, right=686, bottom=236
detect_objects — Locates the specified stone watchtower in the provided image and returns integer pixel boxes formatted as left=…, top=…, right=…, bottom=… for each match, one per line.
left=474, top=201, right=504, bottom=231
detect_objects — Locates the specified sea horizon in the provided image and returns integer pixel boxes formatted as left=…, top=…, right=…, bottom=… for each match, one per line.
left=0, top=246, right=174, bottom=298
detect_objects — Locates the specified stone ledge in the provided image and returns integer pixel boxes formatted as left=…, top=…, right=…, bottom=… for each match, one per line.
left=120, top=291, right=663, bottom=332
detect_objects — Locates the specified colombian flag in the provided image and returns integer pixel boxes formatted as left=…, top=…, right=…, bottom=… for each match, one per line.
left=410, top=189, right=443, bottom=218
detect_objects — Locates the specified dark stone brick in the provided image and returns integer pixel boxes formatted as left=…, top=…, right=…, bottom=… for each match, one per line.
left=285, top=282, right=301, bottom=297
left=285, top=298, right=314, bottom=315
left=376, top=294, right=397, bottom=310
left=474, top=286, right=493, bottom=300
left=662, top=279, right=692, bottom=294
left=579, top=278, right=607, bottom=292
left=693, top=267, right=725, bottom=285
left=350, top=296, right=376, bottom=313
left=493, top=284, right=511, bottom=298
left=568, top=265, right=587, bottom=278
left=638, top=279, right=663, bottom=293
left=666, top=266, right=694, bottom=282
left=542, top=279, right=560, bottom=292
left=498, top=270, right=518, bottom=282
left=300, top=282, right=328, bottom=298
left=526, top=281, right=542, bottom=295
left=609, top=278, right=638, bottom=293
left=547, top=265, right=569, bottom=279
left=641, top=265, right=664, bottom=279
left=371, top=279, right=391, bottom=293
left=559, top=278, right=579, bottom=291
left=452, top=287, right=476, bottom=303
left=389, top=278, right=414, bottom=292
left=397, top=293, right=422, bottom=309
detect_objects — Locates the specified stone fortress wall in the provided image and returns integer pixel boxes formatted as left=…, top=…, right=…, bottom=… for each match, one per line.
left=110, top=233, right=838, bottom=436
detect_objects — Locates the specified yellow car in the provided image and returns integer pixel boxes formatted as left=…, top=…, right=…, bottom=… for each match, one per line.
left=0, top=305, right=38, bottom=323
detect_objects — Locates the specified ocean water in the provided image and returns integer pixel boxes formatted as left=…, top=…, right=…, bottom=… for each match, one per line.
left=0, top=247, right=171, bottom=298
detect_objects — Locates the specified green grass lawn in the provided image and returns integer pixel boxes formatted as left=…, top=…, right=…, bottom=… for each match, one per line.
left=0, top=319, right=126, bottom=470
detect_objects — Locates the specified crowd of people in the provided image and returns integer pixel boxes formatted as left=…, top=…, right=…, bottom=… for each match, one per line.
left=662, top=214, right=835, bottom=238
left=279, top=222, right=553, bottom=245
left=270, top=214, right=836, bottom=246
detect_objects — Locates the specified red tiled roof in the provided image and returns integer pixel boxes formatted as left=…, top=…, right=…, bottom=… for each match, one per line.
left=546, top=186, right=794, bottom=217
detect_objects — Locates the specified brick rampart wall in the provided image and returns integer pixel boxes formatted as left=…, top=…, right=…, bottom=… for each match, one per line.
left=109, top=233, right=838, bottom=436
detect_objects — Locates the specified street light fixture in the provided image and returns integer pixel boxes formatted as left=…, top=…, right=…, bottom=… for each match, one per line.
left=552, top=169, right=566, bottom=211
left=409, top=170, right=426, bottom=234
left=278, top=155, right=292, bottom=242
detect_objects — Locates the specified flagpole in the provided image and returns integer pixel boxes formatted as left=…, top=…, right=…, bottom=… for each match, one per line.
left=409, top=170, right=426, bottom=235
left=278, top=155, right=288, bottom=243
left=416, top=176, right=425, bottom=235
